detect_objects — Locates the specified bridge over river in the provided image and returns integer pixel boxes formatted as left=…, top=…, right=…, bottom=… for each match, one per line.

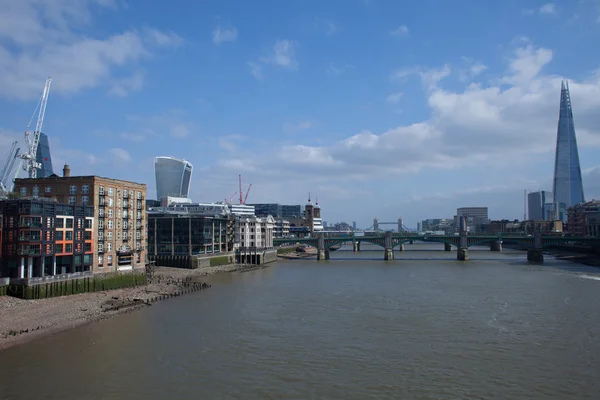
left=273, top=232, right=600, bottom=264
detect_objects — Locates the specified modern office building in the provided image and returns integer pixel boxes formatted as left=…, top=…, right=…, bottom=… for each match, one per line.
left=528, top=191, right=552, bottom=221
left=154, top=156, right=193, bottom=200
left=35, top=133, right=54, bottom=178
left=454, top=207, right=489, bottom=233
left=13, top=163, right=147, bottom=272
left=249, top=203, right=303, bottom=219
left=553, top=81, right=585, bottom=221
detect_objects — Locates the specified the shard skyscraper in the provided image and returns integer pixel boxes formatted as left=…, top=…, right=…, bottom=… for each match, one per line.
left=552, top=81, right=585, bottom=221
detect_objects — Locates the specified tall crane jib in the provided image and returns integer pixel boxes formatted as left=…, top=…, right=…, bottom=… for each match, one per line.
left=20, top=77, right=52, bottom=179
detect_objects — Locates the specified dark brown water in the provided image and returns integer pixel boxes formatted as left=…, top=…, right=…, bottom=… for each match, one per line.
left=1, top=243, right=600, bottom=400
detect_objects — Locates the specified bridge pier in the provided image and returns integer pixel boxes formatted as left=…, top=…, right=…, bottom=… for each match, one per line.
left=317, top=249, right=330, bottom=260
left=527, top=233, right=544, bottom=264
left=444, top=243, right=452, bottom=252
left=457, top=227, right=468, bottom=261
left=457, top=248, right=469, bottom=261
left=490, top=240, right=502, bottom=252
left=384, top=231, right=394, bottom=260
left=397, top=244, right=404, bottom=252
left=353, top=241, right=360, bottom=252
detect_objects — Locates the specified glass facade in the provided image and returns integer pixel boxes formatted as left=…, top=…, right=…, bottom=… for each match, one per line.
left=154, top=157, right=193, bottom=200
left=147, top=213, right=231, bottom=255
left=35, top=133, right=54, bottom=178
left=528, top=191, right=552, bottom=221
left=553, top=81, right=585, bottom=221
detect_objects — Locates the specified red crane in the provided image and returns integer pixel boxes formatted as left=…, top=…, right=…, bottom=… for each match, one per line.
left=238, top=174, right=252, bottom=204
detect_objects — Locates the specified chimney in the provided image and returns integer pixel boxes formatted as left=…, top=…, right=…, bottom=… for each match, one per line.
left=63, top=163, right=71, bottom=177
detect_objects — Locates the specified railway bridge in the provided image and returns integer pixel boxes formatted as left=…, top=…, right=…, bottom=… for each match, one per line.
left=273, top=232, right=600, bottom=264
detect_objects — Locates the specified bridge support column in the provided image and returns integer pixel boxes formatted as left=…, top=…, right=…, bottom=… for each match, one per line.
left=353, top=241, right=360, bottom=252
left=490, top=240, right=502, bottom=252
left=317, top=235, right=329, bottom=261
left=444, top=243, right=452, bottom=252
left=397, top=244, right=404, bottom=252
left=457, top=229, right=468, bottom=261
left=527, top=233, right=543, bottom=264
left=457, top=248, right=469, bottom=261
left=527, top=249, right=543, bottom=264
left=384, top=231, right=394, bottom=260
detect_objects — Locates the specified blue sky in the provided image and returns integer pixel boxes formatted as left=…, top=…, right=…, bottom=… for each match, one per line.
left=1, top=0, right=600, bottom=228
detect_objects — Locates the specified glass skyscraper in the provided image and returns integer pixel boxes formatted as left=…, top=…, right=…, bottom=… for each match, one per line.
left=552, top=81, right=585, bottom=221
left=154, top=156, right=193, bottom=200
left=35, top=132, right=54, bottom=178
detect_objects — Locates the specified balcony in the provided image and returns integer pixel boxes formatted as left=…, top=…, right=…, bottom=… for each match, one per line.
left=123, top=202, right=129, bottom=209
left=18, top=249, right=42, bottom=256
left=19, top=235, right=41, bottom=242
left=18, top=221, right=42, bottom=228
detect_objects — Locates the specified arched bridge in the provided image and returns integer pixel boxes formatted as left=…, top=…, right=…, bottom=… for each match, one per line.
left=274, top=233, right=600, bottom=264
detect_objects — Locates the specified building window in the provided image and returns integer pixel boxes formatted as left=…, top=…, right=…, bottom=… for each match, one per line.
left=84, top=243, right=91, bottom=252
left=69, top=185, right=77, bottom=194
left=107, top=231, right=113, bottom=239
left=82, top=196, right=89, bottom=205
left=66, top=218, right=73, bottom=229
left=98, top=220, right=104, bottom=229
left=85, top=219, right=92, bottom=229
left=107, top=255, right=113, bottom=266
left=98, top=244, right=104, bottom=253
left=99, top=186, right=104, bottom=195
left=117, top=232, right=121, bottom=240
left=123, top=189, right=128, bottom=198
left=32, top=186, right=39, bottom=197
left=137, top=191, right=141, bottom=199
left=108, top=188, right=114, bottom=196
left=68, top=196, right=76, bottom=205
left=108, top=198, right=113, bottom=207
left=19, top=187, right=26, bottom=196
left=117, top=199, right=121, bottom=207
left=107, top=243, right=112, bottom=252
left=45, top=186, right=52, bottom=193
left=65, top=244, right=73, bottom=253
left=56, top=244, right=64, bottom=253
left=98, top=255, right=104, bottom=265
left=108, top=220, right=113, bottom=229
left=108, top=209, right=113, bottom=218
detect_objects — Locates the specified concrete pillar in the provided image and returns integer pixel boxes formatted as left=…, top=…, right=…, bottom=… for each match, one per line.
left=28, top=257, right=33, bottom=278
left=384, top=231, right=394, bottom=260
left=20, top=257, right=25, bottom=279
left=397, top=244, right=404, bottom=252
left=527, top=249, right=544, bottom=264
left=41, top=256, right=46, bottom=276
left=457, top=248, right=469, bottom=261
left=317, top=234, right=327, bottom=261
left=490, top=240, right=502, bottom=252
left=52, top=255, right=57, bottom=276
left=353, top=240, right=358, bottom=252
left=444, top=243, right=452, bottom=251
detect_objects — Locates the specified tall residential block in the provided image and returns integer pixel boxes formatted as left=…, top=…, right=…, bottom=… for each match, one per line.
left=154, top=156, right=193, bottom=200
left=553, top=81, right=585, bottom=221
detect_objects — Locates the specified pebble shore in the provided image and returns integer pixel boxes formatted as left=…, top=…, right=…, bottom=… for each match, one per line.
left=0, top=264, right=256, bottom=351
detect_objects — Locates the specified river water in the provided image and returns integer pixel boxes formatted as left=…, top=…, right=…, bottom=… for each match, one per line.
left=1, top=243, right=600, bottom=400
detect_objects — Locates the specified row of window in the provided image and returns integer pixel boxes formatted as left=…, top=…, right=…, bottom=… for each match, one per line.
left=98, top=186, right=143, bottom=199
left=98, top=219, right=144, bottom=231
left=98, top=242, right=142, bottom=253
left=97, top=253, right=143, bottom=267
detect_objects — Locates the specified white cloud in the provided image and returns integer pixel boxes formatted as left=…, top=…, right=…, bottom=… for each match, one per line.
left=500, top=45, right=553, bottom=85
left=0, top=0, right=182, bottom=100
left=283, top=121, right=312, bottom=134
left=393, top=65, right=452, bottom=90
left=389, top=25, right=409, bottom=36
left=126, top=109, right=195, bottom=140
left=212, top=26, right=238, bottom=45
left=110, top=148, right=131, bottom=163
left=219, top=134, right=247, bottom=152
left=326, top=63, right=355, bottom=76
left=247, top=62, right=263, bottom=80
left=386, top=92, right=403, bottom=104
left=108, top=71, right=145, bottom=97
left=539, top=4, right=557, bottom=14
left=262, top=40, right=298, bottom=69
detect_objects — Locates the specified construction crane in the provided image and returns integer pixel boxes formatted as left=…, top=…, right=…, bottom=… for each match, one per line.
left=17, top=77, right=52, bottom=180
left=238, top=174, right=252, bottom=204
left=224, top=192, right=237, bottom=205
left=0, top=141, right=21, bottom=196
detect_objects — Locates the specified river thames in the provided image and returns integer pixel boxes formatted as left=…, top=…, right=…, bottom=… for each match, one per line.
left=1, top=243, right=599, bottom=399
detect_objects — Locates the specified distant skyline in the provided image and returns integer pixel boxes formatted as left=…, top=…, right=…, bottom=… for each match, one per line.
left=0, top=0, right=600, bottom=227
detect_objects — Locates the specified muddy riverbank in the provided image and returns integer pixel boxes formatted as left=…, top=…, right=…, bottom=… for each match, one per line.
left=0, top=264, right=262, bottom=351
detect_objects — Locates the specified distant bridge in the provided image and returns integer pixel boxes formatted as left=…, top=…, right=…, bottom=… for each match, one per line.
left=274, top=232, right=600, bottom=263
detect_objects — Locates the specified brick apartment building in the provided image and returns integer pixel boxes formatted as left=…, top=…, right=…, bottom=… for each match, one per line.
left=13, top=163, right=147, bottom=273
left=0, top=198, right=94, bottom=278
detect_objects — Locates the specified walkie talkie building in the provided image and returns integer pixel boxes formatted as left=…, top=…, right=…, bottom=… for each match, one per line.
left=552, top=81, right=585, bottom=221
left=154, top=156, right=193, bottom=200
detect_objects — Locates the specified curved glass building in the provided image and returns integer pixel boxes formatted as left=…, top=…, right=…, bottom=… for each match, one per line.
left=154, top=156, right=193, bottom=200
left=552, top=81, right=585, bottom=221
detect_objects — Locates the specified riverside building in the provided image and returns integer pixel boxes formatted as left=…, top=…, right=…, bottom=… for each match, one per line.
left=12, top=164, right=147, bottom=273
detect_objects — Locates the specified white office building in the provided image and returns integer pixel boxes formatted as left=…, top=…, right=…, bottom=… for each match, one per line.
left=154, top=156, right=193, bottom=200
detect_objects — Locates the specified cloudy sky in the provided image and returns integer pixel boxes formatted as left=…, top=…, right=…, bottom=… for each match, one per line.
left=0, top=0, right=599, bottom=228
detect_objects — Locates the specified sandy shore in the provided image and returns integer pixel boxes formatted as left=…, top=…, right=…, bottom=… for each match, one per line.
left=0, top=264, right=258, bottom=352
